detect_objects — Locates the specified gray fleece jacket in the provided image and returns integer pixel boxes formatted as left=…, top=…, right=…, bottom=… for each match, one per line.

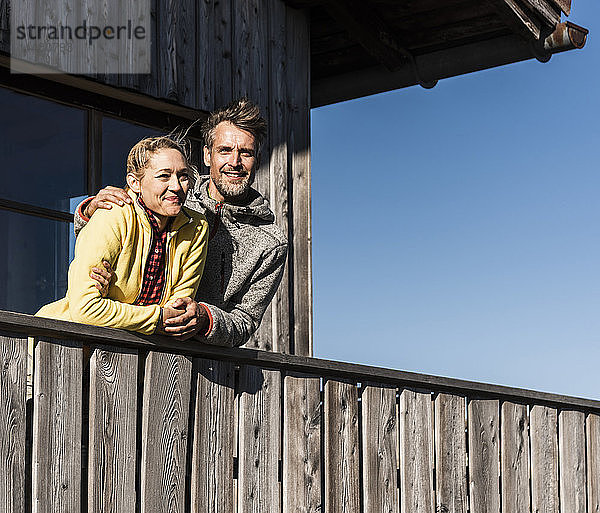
left=74, top=175, right=288, bottom=347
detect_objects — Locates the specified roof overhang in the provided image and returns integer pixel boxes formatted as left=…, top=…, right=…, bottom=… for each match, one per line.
left=285, top=0, right=588, bottom=108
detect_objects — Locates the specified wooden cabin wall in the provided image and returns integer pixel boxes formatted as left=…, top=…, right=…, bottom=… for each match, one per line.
left=0, top=0, right=312, bottom=356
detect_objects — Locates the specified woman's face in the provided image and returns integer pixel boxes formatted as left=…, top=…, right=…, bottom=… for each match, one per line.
left=127, top=148, right=190, bottom=227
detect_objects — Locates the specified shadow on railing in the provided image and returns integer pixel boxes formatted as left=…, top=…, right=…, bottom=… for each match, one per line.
left=0, top=309, right=599, bottom=513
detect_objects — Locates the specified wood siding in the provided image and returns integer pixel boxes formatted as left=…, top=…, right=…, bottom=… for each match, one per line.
left=0, top=0, right=312, bottom=356
left=3, top=314, right=600, bottom=513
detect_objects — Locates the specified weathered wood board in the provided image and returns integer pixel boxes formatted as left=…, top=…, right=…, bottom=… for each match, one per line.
left=0, top=333, right=27, bottom=513
left=399, top=389, right=434, bottom=513
left=362, top=382, right=398, bottom=513
left=324, top=379, right=360, bottom=513
left=286, top=5, right=312, bottom=357
left=468, top=399, right=500, bottom=513
left=500, top=402, right=529, bottom=513
left=140, top=351, right=192, bottom=513
left=190, top=358, right=236, bottom=513
left=530, top=405, right=559, bottom=513
left=587, top=413, right=600, bottom=513
left=237, top=366, right=281, bottom=513
left=283, top=373, right=321, bottom=513
left=435, top=393, right=467, bottom=513
left=32, top=338, right=83, bottom=513
left=88, top=345, right=138, bottom=513
left=558, top=410, right=586, bottom=513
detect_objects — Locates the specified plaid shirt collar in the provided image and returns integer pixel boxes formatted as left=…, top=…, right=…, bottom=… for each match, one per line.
left=133, top=196, right=173, bottom=306
left=137, top=196, right=173, bottom=234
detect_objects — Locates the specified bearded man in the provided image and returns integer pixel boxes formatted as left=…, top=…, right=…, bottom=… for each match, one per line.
left=76, top=98, right=288, bottom=347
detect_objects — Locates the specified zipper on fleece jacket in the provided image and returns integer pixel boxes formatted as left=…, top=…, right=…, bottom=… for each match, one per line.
left=157, top=232, right=174, bottom=305
left=209, top=202, right=223, bottom=242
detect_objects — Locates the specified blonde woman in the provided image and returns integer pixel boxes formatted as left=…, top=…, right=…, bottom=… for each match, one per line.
left=36, top=135, right=209, bottom=333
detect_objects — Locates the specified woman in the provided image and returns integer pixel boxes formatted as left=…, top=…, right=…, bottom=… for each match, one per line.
left=36, top=135, right=209, bottom=333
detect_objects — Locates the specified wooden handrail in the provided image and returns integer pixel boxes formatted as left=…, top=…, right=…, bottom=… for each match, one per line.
left=2, top=309, right=599, bottom=412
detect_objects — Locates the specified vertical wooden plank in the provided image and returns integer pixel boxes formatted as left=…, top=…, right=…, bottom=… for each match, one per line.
left=0, top=0, right=9, bottom=53
left=138, top=0, right=159, bottom=97
left=121, top=0, right=149, bottom=90
left=140, top=351, right=192, bottom=513
left=237, top=366, right=281, bottom=513
left=269, top=0, right=290, bottom=355
left=530, top=405, right=559, bottom=513
left=501, top=402, right=530, bottom=513
left=196, top=0, right=215, bottom=112
left=190, top=359, right=235, bottom=513
left=214, top=0, right=233, bottom=108
left=88, top=345, right=138, bottom=513
left=286, top=6, right=312, bottom=357
left=362, top=383, right=398, bottom=513
left=233, top=0, right=269, bottom=196
left=32, top=338, right=83, bottom=513
left=324, top=379, right=360, bottom=513
left=467, top=399, right=500, bottom=513
left=236, top=0, right=271, bottom=352
left=435, top=393, right=467, bottom=513
left=587, top=413, right=600, bottom=513
left=283, top=374, right=321, bottom=513
left=0, top=333, right=27, bottom=513
left=175, top=0, right=197, bottom=108
left=559, top=410, right=586, bottom=513
left=399, top=389, right=434, bottom=513
left=156, top=0, right=178, bottom=101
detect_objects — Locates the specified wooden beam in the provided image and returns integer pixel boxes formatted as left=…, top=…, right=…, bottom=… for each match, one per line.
left=321, top=0, right=411, bottom=71
left=284, top=0, right=322, bottom=8
left=312, top=33, right=534, bottom=107
left=520, top=0, right=561, bottom=27
left=548, top=0, right=571, bottom=16
left=3, top=310, right=600, bottom=413
left=487, top=0, right=542, bottom=40
left=0, top=55, right=208, bottom=124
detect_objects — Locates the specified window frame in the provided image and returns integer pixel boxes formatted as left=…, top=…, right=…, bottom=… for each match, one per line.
left=0, top=64, right=206, bottom=222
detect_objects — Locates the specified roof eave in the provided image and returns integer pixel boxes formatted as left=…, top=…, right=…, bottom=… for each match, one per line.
left=312, top=22, right=588, bottom=108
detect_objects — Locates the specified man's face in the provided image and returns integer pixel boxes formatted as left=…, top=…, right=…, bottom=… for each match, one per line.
left=204, top=121, right=258, bottom=202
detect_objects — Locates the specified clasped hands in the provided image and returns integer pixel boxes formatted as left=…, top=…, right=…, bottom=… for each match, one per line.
left=90, top=261, right=208, bottom=340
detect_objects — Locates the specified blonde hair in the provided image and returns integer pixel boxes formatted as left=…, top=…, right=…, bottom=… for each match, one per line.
left=126, top=135, right=197, bottom=182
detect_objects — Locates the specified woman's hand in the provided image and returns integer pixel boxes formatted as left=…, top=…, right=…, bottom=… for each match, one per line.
left=84, top=186, right=132, bottom=218
left=90, top=261, right=114, bottom=296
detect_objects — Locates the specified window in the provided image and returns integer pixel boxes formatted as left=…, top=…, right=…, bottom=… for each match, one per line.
left=102, top=116, right=164, bottom=188
left=0, top=85, right=201, bottom=314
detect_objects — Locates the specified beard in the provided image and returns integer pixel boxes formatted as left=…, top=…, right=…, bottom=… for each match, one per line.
left=212, top=167, right=255, bottom=201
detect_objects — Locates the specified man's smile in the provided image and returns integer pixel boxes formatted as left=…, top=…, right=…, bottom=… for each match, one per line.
left=164, top=194, right=183, bottom=203
left=221, top=168, right=248, bottom=179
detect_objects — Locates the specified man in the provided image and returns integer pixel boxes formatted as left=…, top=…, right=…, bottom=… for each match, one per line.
left=77, top=98, right=288, bottom=347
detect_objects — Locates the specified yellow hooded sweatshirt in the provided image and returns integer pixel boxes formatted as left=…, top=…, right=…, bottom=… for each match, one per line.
left=36, top=190, right=209, bottom=334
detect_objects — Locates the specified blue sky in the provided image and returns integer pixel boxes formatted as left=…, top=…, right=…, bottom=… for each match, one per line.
left=311, top=0, right=600, bottom=400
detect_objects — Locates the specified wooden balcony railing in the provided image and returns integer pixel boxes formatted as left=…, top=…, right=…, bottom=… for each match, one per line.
left=0, top=309, right=599, bottom=513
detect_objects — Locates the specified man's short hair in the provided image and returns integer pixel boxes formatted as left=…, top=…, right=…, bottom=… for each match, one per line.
left=202, top=97, right=267, bottom=152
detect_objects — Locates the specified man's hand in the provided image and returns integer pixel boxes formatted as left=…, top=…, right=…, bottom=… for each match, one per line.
left=85, top=186, right=132, bottom=218
left=90, top=260, right=114, bottom=296
left=155, top=303, right=188, bottom=335
left=162, top=297, right=210, bottom=340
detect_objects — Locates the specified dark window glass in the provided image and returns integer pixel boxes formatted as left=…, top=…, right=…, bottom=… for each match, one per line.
left=0, top=210, right=72, bottom=314
left=102, top=117, right=164, bottom=188
left=0, top=87, right=86, bottom=212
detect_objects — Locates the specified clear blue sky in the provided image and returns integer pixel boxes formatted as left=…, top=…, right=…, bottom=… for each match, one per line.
left=311, top=0, right=600, bottom=400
